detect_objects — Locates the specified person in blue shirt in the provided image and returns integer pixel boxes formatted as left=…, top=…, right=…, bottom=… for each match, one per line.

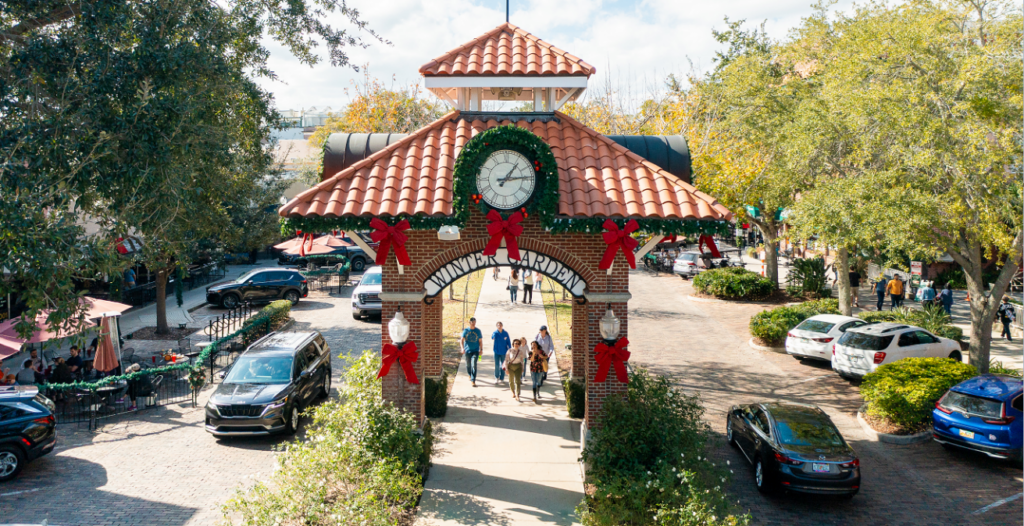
left=460, top=317, right=483, bottom=387
left=491, top=321, right=511, bottom=383
left=918, top=282, right=937, bottom=307
left=874, top=278, right=888, bottom=311
left=938, top=283, right=955, bottom=315
left=124, top=268, right=137, bottom=289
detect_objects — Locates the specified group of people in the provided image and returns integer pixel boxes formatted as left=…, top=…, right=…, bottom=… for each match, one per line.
left=2, top=343, right=100, bottom=387
left=460, top=317, right=554, bottom=403
left=494, top=267, right=542, bottom=305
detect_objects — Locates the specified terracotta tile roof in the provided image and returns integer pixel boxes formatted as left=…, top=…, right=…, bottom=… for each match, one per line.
left=419, top=23, right=596, bottom=77
left=279, top=111, right=732, bottom=222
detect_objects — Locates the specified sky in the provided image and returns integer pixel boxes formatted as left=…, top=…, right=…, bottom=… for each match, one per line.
left=258, top=0, right=860, bottom=112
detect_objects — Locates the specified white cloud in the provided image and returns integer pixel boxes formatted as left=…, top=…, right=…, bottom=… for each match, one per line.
left=257, top=0, right=859, bottom=112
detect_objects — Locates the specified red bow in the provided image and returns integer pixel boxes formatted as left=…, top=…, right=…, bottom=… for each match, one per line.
left=370, top=218, right=412, bottom=266
left=483, top=209, right=524, bottom=260
left=594, top=338, right=630, bottom=383
left=378, top=342, right=419, bottom=384
left=298, top=233, right=315, bottom=257
left=599, top=219, right=640, bottom=269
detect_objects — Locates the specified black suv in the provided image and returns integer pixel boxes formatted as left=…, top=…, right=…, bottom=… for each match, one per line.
left=0, top=385, right=57, bottom=482
left=205, top=331, right=331, bottom=437
left=206, top=268, right=308, bottom=309
left=278, top=243, right=371, bottom=272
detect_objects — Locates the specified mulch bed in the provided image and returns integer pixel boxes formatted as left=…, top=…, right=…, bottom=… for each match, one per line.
left=128, top=326, right=196, bottom=341
left=751, top=336, right=785, bottom=348
left=690, top=290, right=797, bottom=305
left=863, top=411, right=929, bottom=435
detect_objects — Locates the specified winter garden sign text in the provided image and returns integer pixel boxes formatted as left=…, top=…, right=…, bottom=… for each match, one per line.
left=424, top=249, right=587, bottom=297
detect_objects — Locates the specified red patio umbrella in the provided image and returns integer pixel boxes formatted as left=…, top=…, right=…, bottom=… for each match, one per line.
left=283, top=243, right=338, bottom=256
left=93, top=316, right=121, bottom=373
left=0, top=296, right=130, bottom=348
left=273, top=237, right=305, bottom=250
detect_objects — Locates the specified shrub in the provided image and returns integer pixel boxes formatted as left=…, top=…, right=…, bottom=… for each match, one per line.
left=857, top=305, right=963, bottom=342
left=861, top=357, right=977, bottom=430
left=693, top=268, right=774, bottom=300
left=563, top=377, right=585, bottom=418
left=857, top=311, right=902, bottom=323
left=222, top=351, right=429, bottom=525
left=579, top=368, right=747, bottom=526
left=785, top=257, right=831, bottom=298
left=748, top=298, right=840, bottom=346
left=424, top=375, right=449, bottom=418
left=989, top=361, right=1023, bottom=378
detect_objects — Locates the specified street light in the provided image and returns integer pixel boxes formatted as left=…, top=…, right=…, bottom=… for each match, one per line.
left=388, top=309, right=410, bottom=346
left=599, top=305, right=620, bottom=343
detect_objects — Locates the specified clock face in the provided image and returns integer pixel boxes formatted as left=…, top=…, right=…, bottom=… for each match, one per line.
left=476, top=149, right=536, bottom=210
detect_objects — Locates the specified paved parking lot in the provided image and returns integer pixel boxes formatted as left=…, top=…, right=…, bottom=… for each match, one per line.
left=0, top=286, right=377, bottom=526
left=627, top=270, right=1022, bottom=526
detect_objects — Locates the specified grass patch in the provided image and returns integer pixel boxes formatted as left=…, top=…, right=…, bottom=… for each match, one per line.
left=441, top=270, right=486, bottom=392
left=538, top=279, right=573, bottom=376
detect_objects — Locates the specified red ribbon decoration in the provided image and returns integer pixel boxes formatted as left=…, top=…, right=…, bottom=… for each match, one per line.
left=378, top=342, right=420, bottom=384
left=483, top=209, right=524, bottom=260
left=599, top=219, right=640, bottom=269
left=369, top=218, right=412, bottom=266
left=594, top=338, right=630, bottom=383
left=298, top=233, right=314, bottom=257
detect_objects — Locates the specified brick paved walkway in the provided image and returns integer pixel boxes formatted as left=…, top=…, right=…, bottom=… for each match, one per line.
left=627, top=269, right=1022, bottom=525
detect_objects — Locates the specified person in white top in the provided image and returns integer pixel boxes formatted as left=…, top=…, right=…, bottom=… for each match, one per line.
left=522, top=272, right=534, bottom=304
left=507, top=269, right=520, bottom=304
left=504, top=338, right=526, bottom=400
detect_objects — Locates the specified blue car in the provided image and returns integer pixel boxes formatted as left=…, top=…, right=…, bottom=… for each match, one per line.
left=933, top=374, right=1023, bottom=462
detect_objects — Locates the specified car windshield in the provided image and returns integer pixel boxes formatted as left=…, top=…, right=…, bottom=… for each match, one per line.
left=838, top=332, right=894, bottom=351
left=942, top=391, right=1003, bottom=418
left=677, top=254, right=698, bottom=262
left=224, top=355, right=294, bottom=384
left=774, top=415, right=845, bottom=447
left=235, top=270, right=261, bottom=284
left=360, top=272, right=382, bottom=285
left=795, top=319, right=836, bottom=334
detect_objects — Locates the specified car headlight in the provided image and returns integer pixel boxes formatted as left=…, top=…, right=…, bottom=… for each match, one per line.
left=205, top=402, right=220, bottom=415
left=265, top=396, right=289, bottom=411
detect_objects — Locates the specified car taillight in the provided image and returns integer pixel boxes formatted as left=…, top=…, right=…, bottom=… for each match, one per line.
left=787, top=332, right=795, bottom=339
left=773, top=451, right=802, bottom=465
left=301, top=280, right=308, bottom=284
left=983, top=404, right=1015, bottom=425
left=832, top=344, right=836, bottom=355
left=873, top=352, right=886, bottom=364
left=813, top=337, right=834, bottom=343
left=934, top=398, right=953, bottom=414
left=840, top=458, right=860, bottom=468
left=33, top=415, right=55, bottom=426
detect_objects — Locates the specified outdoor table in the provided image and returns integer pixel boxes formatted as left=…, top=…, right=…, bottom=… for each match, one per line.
left=95, top=380, right=128, bottom=411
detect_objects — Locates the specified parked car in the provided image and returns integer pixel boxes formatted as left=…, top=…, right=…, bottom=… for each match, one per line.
left=205, top=331, right=332, bottom=437
left=831, top=322, right=963, bottom=379
left=786, top=315, right=870, bottom=362
left=351, top=266, right=382, bottom=320
left=673, top=251, right=703, bottom=279
left=933, top=374, right=1022, bottom=462
left=727, top=402, right=860, bottom=496
left=206, top=268, right=308, bottom=309
left=0, top=385, right=57, bottom=482
left=278, top=245, right=371, bottom=272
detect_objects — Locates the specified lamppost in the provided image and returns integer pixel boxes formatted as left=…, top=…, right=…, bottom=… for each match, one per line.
left=599, top=305, right=620, bottom=345
left=388, top=308, right=411, bottom=409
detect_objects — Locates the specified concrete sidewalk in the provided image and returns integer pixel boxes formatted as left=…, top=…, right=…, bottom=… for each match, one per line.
left=416, top=267, right=584, bottom=526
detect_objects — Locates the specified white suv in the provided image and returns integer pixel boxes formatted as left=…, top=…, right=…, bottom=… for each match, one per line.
left=832, top=322, right=963, bottom=379
left=351, top=266, right=382, bottom=320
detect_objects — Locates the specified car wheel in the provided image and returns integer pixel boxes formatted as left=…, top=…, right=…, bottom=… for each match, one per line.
left=285, top=406, right=300, bottom=435
left=352, top=257, right=366, bottom=272
left=839, top=491, right=858, bottom=500
left=284, top=290, right=300, bottom=305
left=727, top=417, right=736, bottom=447
left=948, top=351, right=962, bottom=362
left=0, top=444, right=25, bottom=482
left=755, top=458, right=774, bottom=494
left=221, top=293, right=240, bottom=309
left=352, top=312, right=362, bottom=320
left=320, top=370, right=332, bottom=398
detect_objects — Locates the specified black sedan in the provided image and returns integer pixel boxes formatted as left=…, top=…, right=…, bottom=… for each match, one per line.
left=727, top=402, right=861, bottom=497
left=0, top=385, right=57, bottom=481
left=205, top=331, right=331, bottom=437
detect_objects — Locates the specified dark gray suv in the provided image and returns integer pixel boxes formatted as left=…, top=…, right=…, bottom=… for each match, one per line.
left=205, top=331, right=331, bottom=437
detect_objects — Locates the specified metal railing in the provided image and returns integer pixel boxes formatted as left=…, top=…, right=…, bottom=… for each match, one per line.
left=44, top=367, right=192, bottom=428
left=204, top=301, right=254, bottom=341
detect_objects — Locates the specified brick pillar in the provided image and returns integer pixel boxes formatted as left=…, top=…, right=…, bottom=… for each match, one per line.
left=381, top=301, right=425, bottom=426
left=422, top=298, right=443, bottom=378
left=571, top=300, right=588, bottom=380
left=584, top=301, right=628, bottom=431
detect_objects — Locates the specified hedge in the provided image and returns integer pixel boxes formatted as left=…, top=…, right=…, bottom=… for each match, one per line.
left=857, top=306, right=963, bottom=341
left=424, top=375, right=449, bottom=418
left=563, top=377, right=585, bottom=419
left=693, top=268, right=775, bottom=301
left=748, top=298, right=840, bottom=346
left=861, top=357, right=977, bottom=431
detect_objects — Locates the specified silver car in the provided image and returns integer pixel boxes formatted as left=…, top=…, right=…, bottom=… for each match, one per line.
left=785, top=314, right=868, bottom=362
left=351, top=266, right=382, bottom=320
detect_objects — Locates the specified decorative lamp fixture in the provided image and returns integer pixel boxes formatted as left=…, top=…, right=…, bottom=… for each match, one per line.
left=599, top=306, right=620, bottom=343
left=388, top=309, right=411, bottom=345
left=438, top=225, right=461, bottom=241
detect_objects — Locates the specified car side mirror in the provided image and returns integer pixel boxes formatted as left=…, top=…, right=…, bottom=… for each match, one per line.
left=215, top=371, right=226, bottom=380
left=246, top=280, right=254, bottom=285
left=299, top=370, right=310, bottom=379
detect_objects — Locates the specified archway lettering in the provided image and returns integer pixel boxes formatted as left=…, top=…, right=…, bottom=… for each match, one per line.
left=424, top=248, right=587, bottom=297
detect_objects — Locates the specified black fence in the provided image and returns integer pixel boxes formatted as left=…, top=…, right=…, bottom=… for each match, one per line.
left=44, top=366, right=192, bottom=429
left=204, top=301, right=255, bottom=341
left=122, top=263, right=227, bottom=306
left=303, top=271, right=351, bottom=295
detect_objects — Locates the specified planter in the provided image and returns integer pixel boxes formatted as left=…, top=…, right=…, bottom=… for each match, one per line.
left=748, top=338, right=787, bottom=354
left=856, top=404, right=932, bottom=445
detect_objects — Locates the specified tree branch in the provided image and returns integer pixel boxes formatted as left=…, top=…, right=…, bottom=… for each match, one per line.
left=0, top=3, right=82, bottom=45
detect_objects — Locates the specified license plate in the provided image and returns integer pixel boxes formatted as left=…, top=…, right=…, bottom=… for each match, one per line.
left=812, top=463, right=830, bottom=473
left=959, top=429, right=975, bottom=439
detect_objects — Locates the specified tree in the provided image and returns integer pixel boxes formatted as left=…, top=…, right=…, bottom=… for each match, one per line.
left=1, top=0, right=382, bottom=335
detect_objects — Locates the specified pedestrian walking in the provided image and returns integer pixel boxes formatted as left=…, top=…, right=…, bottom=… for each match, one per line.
left=998, top=297, right=1016, bottom=342
left=516, top=336, right=528, bottom=382
left=124, top=267, right=136, bottom=289
left=522, top=271, right=534, bottom=304
left=919, top=281, right=937, bottom=308
left=875, top=278, right=887, bottom=311
left=848, top=270, right=861, bottom=308
left=460, top=317, right=483, bottom=387
left=939, top=283, right=955, bottom=315
left=534, top=271, right=543, bottom=292
left=529, top=341, right=546, bottom=403
left=492, top=321, right=511, bottom=383
left=505, top=338, right=526, bottom=400
left=886, top=275, right=904, bottom=310
left=493, top=266, right=501, bottom=281
left=535, top=325, right=554, bottom=386
left=508, top=269, right=520, bottom=304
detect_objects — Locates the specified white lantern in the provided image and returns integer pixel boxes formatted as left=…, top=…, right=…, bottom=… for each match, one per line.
left=388, top=310, right=411, bottom=344
left=599, top=307, right=620, bottom=342
left=437, top=225, right=461, bottom=241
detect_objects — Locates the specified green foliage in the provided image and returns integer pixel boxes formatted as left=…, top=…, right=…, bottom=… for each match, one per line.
left=563, top=378, right=586, bottom=419
left=861, top=358, right=977, bottom=430
left=748, top=299, right=840, bottom=345
left=424, top=375, right=449, bottom=418
left=579, top=368, right=747, bottom=526
left=989, top=361, right=1023, bottom=378
left=857, top=305, right=963, bottom=341
left=785, top=257, right=831, bottom=299
left=857, top=311, right=903, bottom=323
left=693, top=268, right=775, bottom=300
left=223, top=350, right=429, bottom=525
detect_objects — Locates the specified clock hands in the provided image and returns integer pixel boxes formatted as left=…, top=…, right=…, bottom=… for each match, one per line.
left=496, top=167, right=517, bottom=187
left=498, top=175, right=532, bottom=187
